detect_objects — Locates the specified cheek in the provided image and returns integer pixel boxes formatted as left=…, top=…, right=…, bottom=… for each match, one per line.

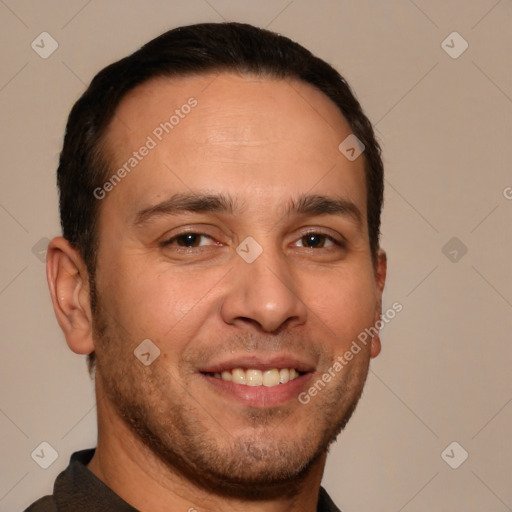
left=302, top=265, right=377, bottom=344
left=100, top=259, right=224, bottom=340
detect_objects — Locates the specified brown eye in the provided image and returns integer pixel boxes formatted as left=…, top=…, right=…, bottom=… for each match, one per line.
left=301, top=234, right=328, bottom=248
left=176, top=233, right=201, bottom=247
left=295, top=233, right=340, bottom=249
left=162, top=233, right=215, bottom=248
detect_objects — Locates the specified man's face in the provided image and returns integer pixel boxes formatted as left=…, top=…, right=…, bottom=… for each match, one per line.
left=92, top=73, right=385, bottom=493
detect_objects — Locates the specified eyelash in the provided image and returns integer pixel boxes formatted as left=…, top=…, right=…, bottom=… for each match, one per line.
left=160, top=230, right=345, bottom=250
left=161, top=232, right=217, bottom=249
left=295, top=230, right=345, bottom=249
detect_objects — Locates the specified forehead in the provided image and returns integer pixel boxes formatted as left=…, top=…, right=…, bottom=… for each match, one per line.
left=108, top=72, right=351, bottom=149
left=101, top=72, right=367, bottom=221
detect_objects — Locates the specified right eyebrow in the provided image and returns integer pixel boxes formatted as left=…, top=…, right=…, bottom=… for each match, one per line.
left=285, top=193, right=363, bottom=227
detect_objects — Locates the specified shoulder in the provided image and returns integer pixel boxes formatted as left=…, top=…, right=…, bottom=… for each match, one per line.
left=23, top=495, right=57, bottom=512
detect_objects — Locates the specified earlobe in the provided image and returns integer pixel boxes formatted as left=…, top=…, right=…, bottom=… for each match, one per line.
left=46, top=236, right=95, bottom=355
left=370, top=336, right=381, bottom=358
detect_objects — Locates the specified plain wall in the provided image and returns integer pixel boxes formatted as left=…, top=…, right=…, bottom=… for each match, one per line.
left=1, top=1, right=511, bottom=510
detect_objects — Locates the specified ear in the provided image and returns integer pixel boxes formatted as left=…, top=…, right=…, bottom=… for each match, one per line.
left=370, top=248, right=387, bottom=358
left=46, top=236, right=95, bottom=355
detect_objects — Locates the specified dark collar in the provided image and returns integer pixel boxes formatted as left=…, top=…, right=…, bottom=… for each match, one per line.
left=46, top=449, right=341, bottom=511
left=53, top=449, right=137, bottom=511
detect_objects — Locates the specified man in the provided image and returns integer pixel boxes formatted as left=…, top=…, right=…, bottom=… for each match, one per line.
left=27, top=22, right=386, bottom=511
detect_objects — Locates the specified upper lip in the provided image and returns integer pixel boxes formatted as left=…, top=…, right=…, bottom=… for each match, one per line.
left=197, top=354, right=316, bottom=374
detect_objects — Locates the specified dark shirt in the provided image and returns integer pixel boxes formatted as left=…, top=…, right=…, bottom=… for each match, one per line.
left=24, top=449, right=342, bottom=511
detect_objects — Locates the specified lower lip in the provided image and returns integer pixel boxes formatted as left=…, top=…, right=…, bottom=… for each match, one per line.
left=201, top=373, right=313, bottom=408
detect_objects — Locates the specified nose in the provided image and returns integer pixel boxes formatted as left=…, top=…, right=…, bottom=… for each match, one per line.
left=220, top=247, right=308, bottom=333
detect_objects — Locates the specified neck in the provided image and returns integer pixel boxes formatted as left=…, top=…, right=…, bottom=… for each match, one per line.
left=88, top=378, right=327, bottom=512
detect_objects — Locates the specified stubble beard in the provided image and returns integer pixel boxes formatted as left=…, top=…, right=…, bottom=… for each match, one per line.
left=91, top=288, right=370, bottom=500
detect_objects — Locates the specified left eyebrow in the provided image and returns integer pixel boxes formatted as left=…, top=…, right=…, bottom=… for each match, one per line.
left=133, top=192, right=237, bottom=226
left=286, top=193, right=363, bottom=227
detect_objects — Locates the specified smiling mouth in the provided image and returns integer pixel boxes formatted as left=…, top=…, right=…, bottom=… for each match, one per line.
left=203, top=368, right=304, bottom=388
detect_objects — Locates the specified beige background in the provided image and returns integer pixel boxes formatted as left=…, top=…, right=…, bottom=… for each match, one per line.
left=1, top=1, right=511, bottom=511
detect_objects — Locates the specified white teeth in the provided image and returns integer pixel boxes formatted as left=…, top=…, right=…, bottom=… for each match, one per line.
left=246, top=369, right=263, bottom=386
left=231, top=368, right=246, bottom=385
left=263, top=369, right=280, bottom=387
left=215, top=368, right=302, bottom=387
